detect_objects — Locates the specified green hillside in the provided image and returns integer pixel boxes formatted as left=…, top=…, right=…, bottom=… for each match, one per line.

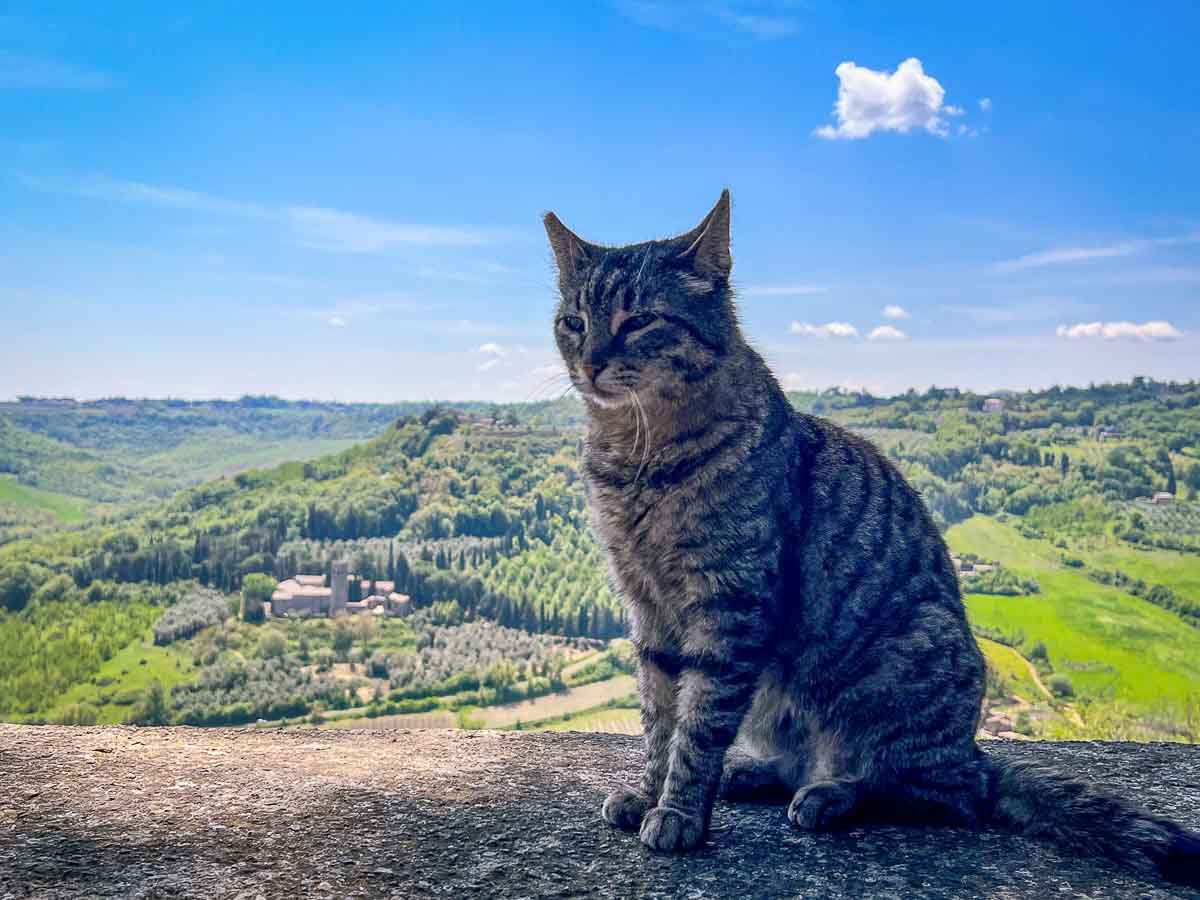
left=0, top=475, right=89, bottom=522
left=950, top=516, right=1200, bottom=711
left=1, top=380, right=1198, bottom=738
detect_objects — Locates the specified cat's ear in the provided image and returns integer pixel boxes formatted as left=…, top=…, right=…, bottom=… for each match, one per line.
left=675, top=189, right=732, bottom=280
left=543, top=212, right=597, bottom=281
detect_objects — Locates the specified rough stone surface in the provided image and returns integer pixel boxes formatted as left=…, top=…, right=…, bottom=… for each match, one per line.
left=1, top=725, right=1198, bottom=899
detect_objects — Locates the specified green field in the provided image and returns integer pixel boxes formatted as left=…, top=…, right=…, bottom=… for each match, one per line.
left=949, top=516, right=1200, bottom=711
left=0, top=475, right=89, bottom=522
left=523, top=698, right=641, bottom=734
left=141, top=437, right=361, bottom=483
left=45, top=635, right=198, bottom=725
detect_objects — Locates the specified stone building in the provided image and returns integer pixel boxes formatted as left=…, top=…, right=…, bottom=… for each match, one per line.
left=269, top=561, right=410, bottom=619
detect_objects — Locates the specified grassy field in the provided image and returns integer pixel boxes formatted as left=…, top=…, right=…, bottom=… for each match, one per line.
left=0, top=475, right=90, bottom=522
left=45, top=633, right=198, bottom=725
left=141, top=437, right=361, bottom=483
left=526, top=702, right=642, bottom=734
left=1081, top=540, right=1200, bottom=601
left=949, top=516, right=1200, bottom=711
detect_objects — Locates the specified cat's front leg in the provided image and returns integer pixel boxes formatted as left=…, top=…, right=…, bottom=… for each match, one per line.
left=641, top=656, right=761, bottom=851
left=602, top=654, right=676, bottom=830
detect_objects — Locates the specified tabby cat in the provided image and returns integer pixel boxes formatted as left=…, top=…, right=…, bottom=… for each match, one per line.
left=543, top=190, right=1199, bottom=885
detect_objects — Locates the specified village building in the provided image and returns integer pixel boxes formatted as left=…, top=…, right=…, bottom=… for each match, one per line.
left=1151, top=491, right=1175, bottom=506
left=269, top=560, right=411, bottom=618
left=982, top=398, right=1005, bottom=413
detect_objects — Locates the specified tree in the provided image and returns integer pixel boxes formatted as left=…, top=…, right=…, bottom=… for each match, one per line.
left=133, top=680, right=170, bottom=726
left=1060, top=454, right=1070, bottom=478
left=0, top=562, right=38, bottom=613
left=240, top=573, right=274, bottom=623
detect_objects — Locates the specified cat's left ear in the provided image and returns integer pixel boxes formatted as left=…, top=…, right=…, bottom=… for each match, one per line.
left=675, top=189, right=732, bottom=280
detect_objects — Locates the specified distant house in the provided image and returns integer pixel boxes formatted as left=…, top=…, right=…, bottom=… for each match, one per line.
left=982, top=398, right=1005, bottom=413
left=1098, top=429, right=1124, bottom=441
left=1151, top=492, right=1175, bottom=506
left=270, top=561, right=411, bottom=618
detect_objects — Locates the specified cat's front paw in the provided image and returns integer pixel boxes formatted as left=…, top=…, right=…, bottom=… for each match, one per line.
left=639, top=805, right=706, bottom=852
left=602, top=788, right=654, bottom=831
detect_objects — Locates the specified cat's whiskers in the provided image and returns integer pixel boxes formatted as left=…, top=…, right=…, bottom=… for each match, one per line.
left=630, top=389, right=652, bottom=483
left=625, top=388, right=644, bottom=467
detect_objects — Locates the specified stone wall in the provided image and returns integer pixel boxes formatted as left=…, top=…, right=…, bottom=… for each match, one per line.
left=1, top=726, right=1197, bottom=899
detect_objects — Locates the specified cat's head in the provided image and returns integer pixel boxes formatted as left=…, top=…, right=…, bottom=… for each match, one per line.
left=544, top=191, right=737, bottom=408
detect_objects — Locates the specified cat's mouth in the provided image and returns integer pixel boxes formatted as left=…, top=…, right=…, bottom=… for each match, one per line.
left=574, top=374, right=636, bottom=408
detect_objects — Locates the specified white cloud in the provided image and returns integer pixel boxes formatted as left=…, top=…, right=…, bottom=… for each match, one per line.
left=329, top=316, right=347, bottom=328
left=475, top=357, right=503, bottom=373
left=478, top=342, right=506, bottom=356
left=814, top=58, right=957, bottom=140
left=742, top=283, right=829, bottom=297
left=0, top=52, right=112, bottom=90
left=979, top=97, right=992, bottom=112
left=1055, top=321, right=1184, bottom=342
left=18, top=172, right=501, bottom=253
left=882, top=304, right=910, bottom=319
left=867, top=325, right=908, bottom=341
left=790, top=321, right=858, bottom=339
left=945, top=104, right=965, bottom=117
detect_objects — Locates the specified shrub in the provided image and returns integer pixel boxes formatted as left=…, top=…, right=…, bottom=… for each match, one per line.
left=1048, top=674, right=1075, bottom=698
left=153, top=588, right=230, bottom=645
left=53, top=703, right=99, bottom=725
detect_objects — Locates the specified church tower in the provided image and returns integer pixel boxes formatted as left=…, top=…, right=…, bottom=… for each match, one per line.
left=330, top=560, right=349, bottom=617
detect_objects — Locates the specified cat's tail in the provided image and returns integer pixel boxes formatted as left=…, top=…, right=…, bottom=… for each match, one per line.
left=981, top=753, right=1200, bottom=886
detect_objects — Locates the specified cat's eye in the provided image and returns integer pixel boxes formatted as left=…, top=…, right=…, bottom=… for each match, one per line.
left=560, top=315, right=586, bottom=334
left=622, top=313, right=657, bottom=333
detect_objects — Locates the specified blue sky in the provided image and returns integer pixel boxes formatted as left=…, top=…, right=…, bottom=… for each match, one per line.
left=2, top=1, right=1199, bottom=401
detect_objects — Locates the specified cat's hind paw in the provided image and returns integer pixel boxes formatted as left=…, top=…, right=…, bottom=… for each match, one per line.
left=639, top=805, right=706, bottom=852
left=788, top=780, right=860, bottom=832
left=601, top=788, right=654, bottom=831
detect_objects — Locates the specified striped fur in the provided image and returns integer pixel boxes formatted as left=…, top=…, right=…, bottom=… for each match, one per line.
left=544, top=191, right=1199, bottom=886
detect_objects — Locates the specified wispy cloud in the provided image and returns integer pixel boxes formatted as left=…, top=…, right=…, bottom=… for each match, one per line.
left=1055, top=320, right=1184, bottom=341
left=0, top=52, right=112, bottom=90
left=613, top=1, right=800, bottom=39
left=17, top=171, right=504, bottom=253
left=285, top=206, right=495, bottom=252
left=790, top=321, right=858, bottom=339
left=295, top=296, right=431, bottom=326
left=991, top=232, right=1200, bottom=272
left=16, top=172, right=268, bottom=217
left=713, top=8, right=798, bottom=38
left=882, top=304, right=910, bottom=319
left=741, top=283, right=829, bottom=297
left=945, top=298, right=1095, bottom=325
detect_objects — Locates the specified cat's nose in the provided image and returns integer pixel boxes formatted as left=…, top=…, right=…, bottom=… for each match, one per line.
left=581, top=364, right=600, bottom=382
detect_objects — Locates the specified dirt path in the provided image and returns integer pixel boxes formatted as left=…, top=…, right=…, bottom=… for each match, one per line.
left=1017, top=655, right=1085, bottom=728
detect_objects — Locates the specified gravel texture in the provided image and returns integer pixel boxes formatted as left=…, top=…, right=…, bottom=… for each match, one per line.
left=1, top=725, right=1198, bottom=899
